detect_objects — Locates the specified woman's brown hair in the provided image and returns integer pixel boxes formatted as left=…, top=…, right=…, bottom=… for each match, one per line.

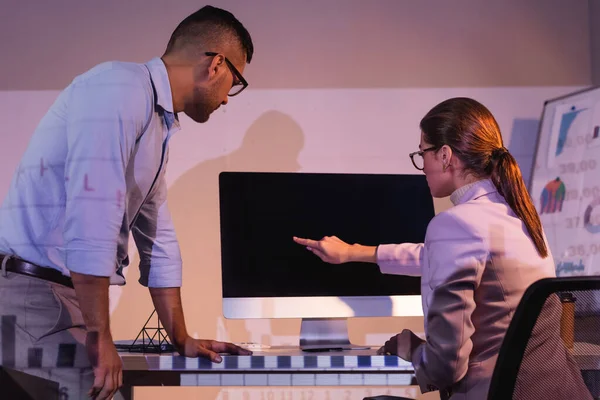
left=419, top=97, right=548, bottom=258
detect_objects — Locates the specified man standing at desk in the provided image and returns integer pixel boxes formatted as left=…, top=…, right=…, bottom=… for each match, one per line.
left=0, top=5, right=252, bottom=400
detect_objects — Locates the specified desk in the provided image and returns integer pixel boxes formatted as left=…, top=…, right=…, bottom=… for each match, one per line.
left=119, top=347, right=415, bottom=400
left=573, top=341, right=600, bottom=369
left=573, top=342, right=600, bottom=399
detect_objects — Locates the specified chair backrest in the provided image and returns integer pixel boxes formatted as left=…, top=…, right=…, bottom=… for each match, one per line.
left=488, top=276, right=600, bottom=400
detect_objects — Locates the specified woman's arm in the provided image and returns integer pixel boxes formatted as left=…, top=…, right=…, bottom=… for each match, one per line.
left=411, top=212, right=486, bottom=393
left=293, top=236, right=424, bottom=276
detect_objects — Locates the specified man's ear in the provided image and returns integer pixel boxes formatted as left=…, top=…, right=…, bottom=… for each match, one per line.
left=207, top=54, right=226, bottom=81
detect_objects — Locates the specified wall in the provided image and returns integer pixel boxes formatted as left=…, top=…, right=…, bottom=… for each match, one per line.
left=0, top=0, right=592, bottom=90
left=591, top=0, right=600, bottom=86
left=0, top=1, right=594, bottom=399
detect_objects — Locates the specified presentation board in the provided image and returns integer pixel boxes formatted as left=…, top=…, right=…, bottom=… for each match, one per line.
left=530, top=86, right=600, bottom=277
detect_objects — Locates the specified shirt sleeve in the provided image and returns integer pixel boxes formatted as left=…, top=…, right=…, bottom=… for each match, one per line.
left=376, top=243, right=424, bottom=276
left=411, top=211, right=487, bottom=393
left=132, top=170, right=182, bottom=288
left=63, top=68, right=152, bottom=277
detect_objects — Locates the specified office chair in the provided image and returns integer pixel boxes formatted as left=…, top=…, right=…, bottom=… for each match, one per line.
left=488, top=276, right=600, bottom=400
left=365, top=276, right=600, bottom=400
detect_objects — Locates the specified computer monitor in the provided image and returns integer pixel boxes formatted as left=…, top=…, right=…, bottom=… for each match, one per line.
left=218, top=171, right=435, bottom=350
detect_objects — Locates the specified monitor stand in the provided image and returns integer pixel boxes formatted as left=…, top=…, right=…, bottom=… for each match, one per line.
left=299, top=317, right=370, bottom=351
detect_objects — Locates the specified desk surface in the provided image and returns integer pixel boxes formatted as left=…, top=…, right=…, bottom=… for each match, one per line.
left=119, top=341, right=599, bottom=372
left=573, top=341, right=600, bottom=370
left=120, top=346, right=413, bottom=373
left=119, top=347, right=416, bottom=390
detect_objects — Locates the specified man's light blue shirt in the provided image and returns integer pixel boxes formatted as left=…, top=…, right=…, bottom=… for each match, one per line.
left=0, top=57, right=183, bottom=287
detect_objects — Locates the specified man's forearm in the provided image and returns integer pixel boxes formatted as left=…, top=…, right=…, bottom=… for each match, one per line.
left=70, top=271, right=112, bottom=337
left=149, top=287, right=189, bottom=349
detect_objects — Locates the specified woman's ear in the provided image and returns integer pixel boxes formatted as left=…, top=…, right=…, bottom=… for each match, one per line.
left=440, top=145, right=453, bottom=171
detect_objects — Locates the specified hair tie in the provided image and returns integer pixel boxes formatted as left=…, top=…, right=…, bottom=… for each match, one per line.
left=491, top=147, right=508, bottom=160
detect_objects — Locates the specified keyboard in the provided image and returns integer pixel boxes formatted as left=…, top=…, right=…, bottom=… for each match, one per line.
left=233, top=342, right=272, bottom=350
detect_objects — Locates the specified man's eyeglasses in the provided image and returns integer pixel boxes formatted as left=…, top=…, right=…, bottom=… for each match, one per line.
left=409, top=146, right=437, bottom=171
left=205, top=52, right=248, bottom=96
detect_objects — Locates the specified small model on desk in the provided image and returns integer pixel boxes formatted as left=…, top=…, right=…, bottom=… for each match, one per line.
left=116, top=309, right=175, bottom=353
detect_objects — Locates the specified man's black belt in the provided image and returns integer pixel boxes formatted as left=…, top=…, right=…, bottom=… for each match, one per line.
left=0, top=254, right=74, bottom=289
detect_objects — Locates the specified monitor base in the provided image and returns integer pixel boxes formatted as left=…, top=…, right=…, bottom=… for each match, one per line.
left=299, top=317, right=370, bottom=352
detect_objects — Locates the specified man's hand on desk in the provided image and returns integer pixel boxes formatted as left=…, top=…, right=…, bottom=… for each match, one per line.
left=149, top=287, right=252, bottom=363
left=178, top=336, right=253, bottom=363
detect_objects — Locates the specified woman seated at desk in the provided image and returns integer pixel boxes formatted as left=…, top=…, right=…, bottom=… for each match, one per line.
left=294, top=97, right=591, bottom=400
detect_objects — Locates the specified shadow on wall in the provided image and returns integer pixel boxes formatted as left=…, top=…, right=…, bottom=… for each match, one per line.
left=507, top=118, right=540, bottom=189
left=111, top=110, right=305, bottom=342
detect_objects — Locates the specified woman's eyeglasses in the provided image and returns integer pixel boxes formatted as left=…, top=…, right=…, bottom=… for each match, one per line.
left=409, top=146, right=437, bottom=170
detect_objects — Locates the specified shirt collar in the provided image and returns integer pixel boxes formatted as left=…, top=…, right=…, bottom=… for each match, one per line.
left=145, top=57, right=175, bottom=114
left=449, top=178, right=497, bottom=206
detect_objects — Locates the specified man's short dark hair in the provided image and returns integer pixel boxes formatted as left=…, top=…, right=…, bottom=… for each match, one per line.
left=165, top=5, right=254, bottom=63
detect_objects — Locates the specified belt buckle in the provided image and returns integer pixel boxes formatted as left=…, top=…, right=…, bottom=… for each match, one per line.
left=1, top=255, right=10, bottom=277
